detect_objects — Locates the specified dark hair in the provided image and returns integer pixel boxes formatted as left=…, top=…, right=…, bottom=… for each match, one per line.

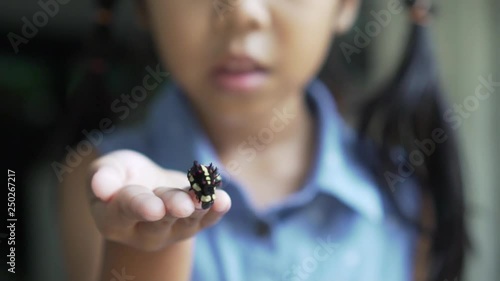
left=72, top=0, right=468, bottom=280
left=349, top=2, right=468, bottom=281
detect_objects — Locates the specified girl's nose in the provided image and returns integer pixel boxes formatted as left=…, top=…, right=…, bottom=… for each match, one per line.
left=222, top=0, right=271, bottom=32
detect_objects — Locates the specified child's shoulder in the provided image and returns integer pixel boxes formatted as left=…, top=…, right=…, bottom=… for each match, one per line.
left=310, top=79, right=420, bottom=223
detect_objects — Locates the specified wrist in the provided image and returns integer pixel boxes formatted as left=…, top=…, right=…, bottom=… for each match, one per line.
left=100, top=238, right=194, bottom=281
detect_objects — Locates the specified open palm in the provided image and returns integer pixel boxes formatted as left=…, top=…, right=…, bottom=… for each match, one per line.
left=87, top=150, right=231, bottom=251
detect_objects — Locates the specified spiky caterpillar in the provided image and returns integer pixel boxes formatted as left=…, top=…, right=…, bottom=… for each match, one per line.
left=187, top=161, right=222, bottom=209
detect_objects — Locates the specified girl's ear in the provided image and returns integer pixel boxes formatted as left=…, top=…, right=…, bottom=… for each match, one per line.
left=333, top=0, right=361, bottom=35
left=135, top=0, right=149, bottom=29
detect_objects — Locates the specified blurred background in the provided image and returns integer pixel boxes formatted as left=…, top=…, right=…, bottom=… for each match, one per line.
left=1, top=0, right=498, bottom=280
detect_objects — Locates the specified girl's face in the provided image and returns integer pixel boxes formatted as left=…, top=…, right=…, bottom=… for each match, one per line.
left=142, top=0, right=359, bottom=124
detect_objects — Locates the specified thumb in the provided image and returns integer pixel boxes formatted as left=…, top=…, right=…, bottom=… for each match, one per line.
left=91, top=165, right=125, bottom=201
left=89, top=153, right=128, bottom=201
left=89, top=149, right=190, bottom=201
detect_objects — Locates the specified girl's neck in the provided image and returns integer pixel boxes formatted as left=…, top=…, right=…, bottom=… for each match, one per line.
left=199, top=93, right=313, bottom=158
left=194, top=92, right=317, bottom=209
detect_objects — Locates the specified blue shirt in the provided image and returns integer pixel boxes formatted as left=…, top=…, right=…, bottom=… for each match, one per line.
left=98, top=79, right=421, bottom=281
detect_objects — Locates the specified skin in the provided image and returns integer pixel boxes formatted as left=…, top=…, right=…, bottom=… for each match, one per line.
left=59, top=1, right=368, bottom=281
left=140, top=0, right=359, bottom=208
left=143, top=0, right=358, bottom=131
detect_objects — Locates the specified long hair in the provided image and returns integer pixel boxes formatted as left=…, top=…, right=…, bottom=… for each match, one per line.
left=348, top=2, right=468, bottom=280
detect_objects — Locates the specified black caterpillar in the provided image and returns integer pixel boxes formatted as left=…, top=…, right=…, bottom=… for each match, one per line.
left=187, top=161, right=222, bottom=209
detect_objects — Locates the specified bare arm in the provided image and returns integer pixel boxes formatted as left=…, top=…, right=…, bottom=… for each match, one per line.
left=59, top=149, right=230, bottom=281
left=58, top=151, right=192, bottom=281
left=58, top=151, right=103, bottom=281
left=99, top=239, right=193, bottom=281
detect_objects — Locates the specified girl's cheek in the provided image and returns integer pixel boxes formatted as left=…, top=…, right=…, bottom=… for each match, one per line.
left=146, top=3, right=213, bottom=69
left=273, top=5, right=338, bottom=83
left=148, top=0, right=338, bottom=88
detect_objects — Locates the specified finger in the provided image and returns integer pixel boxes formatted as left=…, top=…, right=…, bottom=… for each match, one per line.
left=90, top=185, right=165, bottom=242
left=154, top=187, right=196, bottom=219
left=112, top=185, right=166, bottom=222
left=186, top=188, right=231, bottom=213
left=186, top=189, right=208, bottom=212
left=209, top=189, right=231, bottom=213
left=91, top=165, right=125, bottom=201
left=199, top=190, right=231, bottom=228
left=184, top=189, right=213, bottom=220
left=89, top=157, right=127, bottom=201
left=90, top=150, right=191, bottom=201
left=179, top=189, right=231, bottom=228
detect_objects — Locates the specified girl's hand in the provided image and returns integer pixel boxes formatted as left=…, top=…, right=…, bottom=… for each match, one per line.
left=87, top=149, right=231, bottom=251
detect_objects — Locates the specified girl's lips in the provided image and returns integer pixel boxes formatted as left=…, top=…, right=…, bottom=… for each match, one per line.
left=212, top=56, right=269, bottom=93
left=213, top=69, right=268, bottom=93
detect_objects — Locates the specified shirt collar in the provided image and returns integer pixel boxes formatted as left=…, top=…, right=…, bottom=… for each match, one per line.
left=306, top=79, right=385, bottom=223
left=154, top=79, right=385, bottom=223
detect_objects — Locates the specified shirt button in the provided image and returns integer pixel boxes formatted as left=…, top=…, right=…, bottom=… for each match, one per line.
left=255, top=221, right=271, bottom=237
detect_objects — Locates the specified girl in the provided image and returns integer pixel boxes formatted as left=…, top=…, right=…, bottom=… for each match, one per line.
left=58, top=0, right=468, bottom=280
